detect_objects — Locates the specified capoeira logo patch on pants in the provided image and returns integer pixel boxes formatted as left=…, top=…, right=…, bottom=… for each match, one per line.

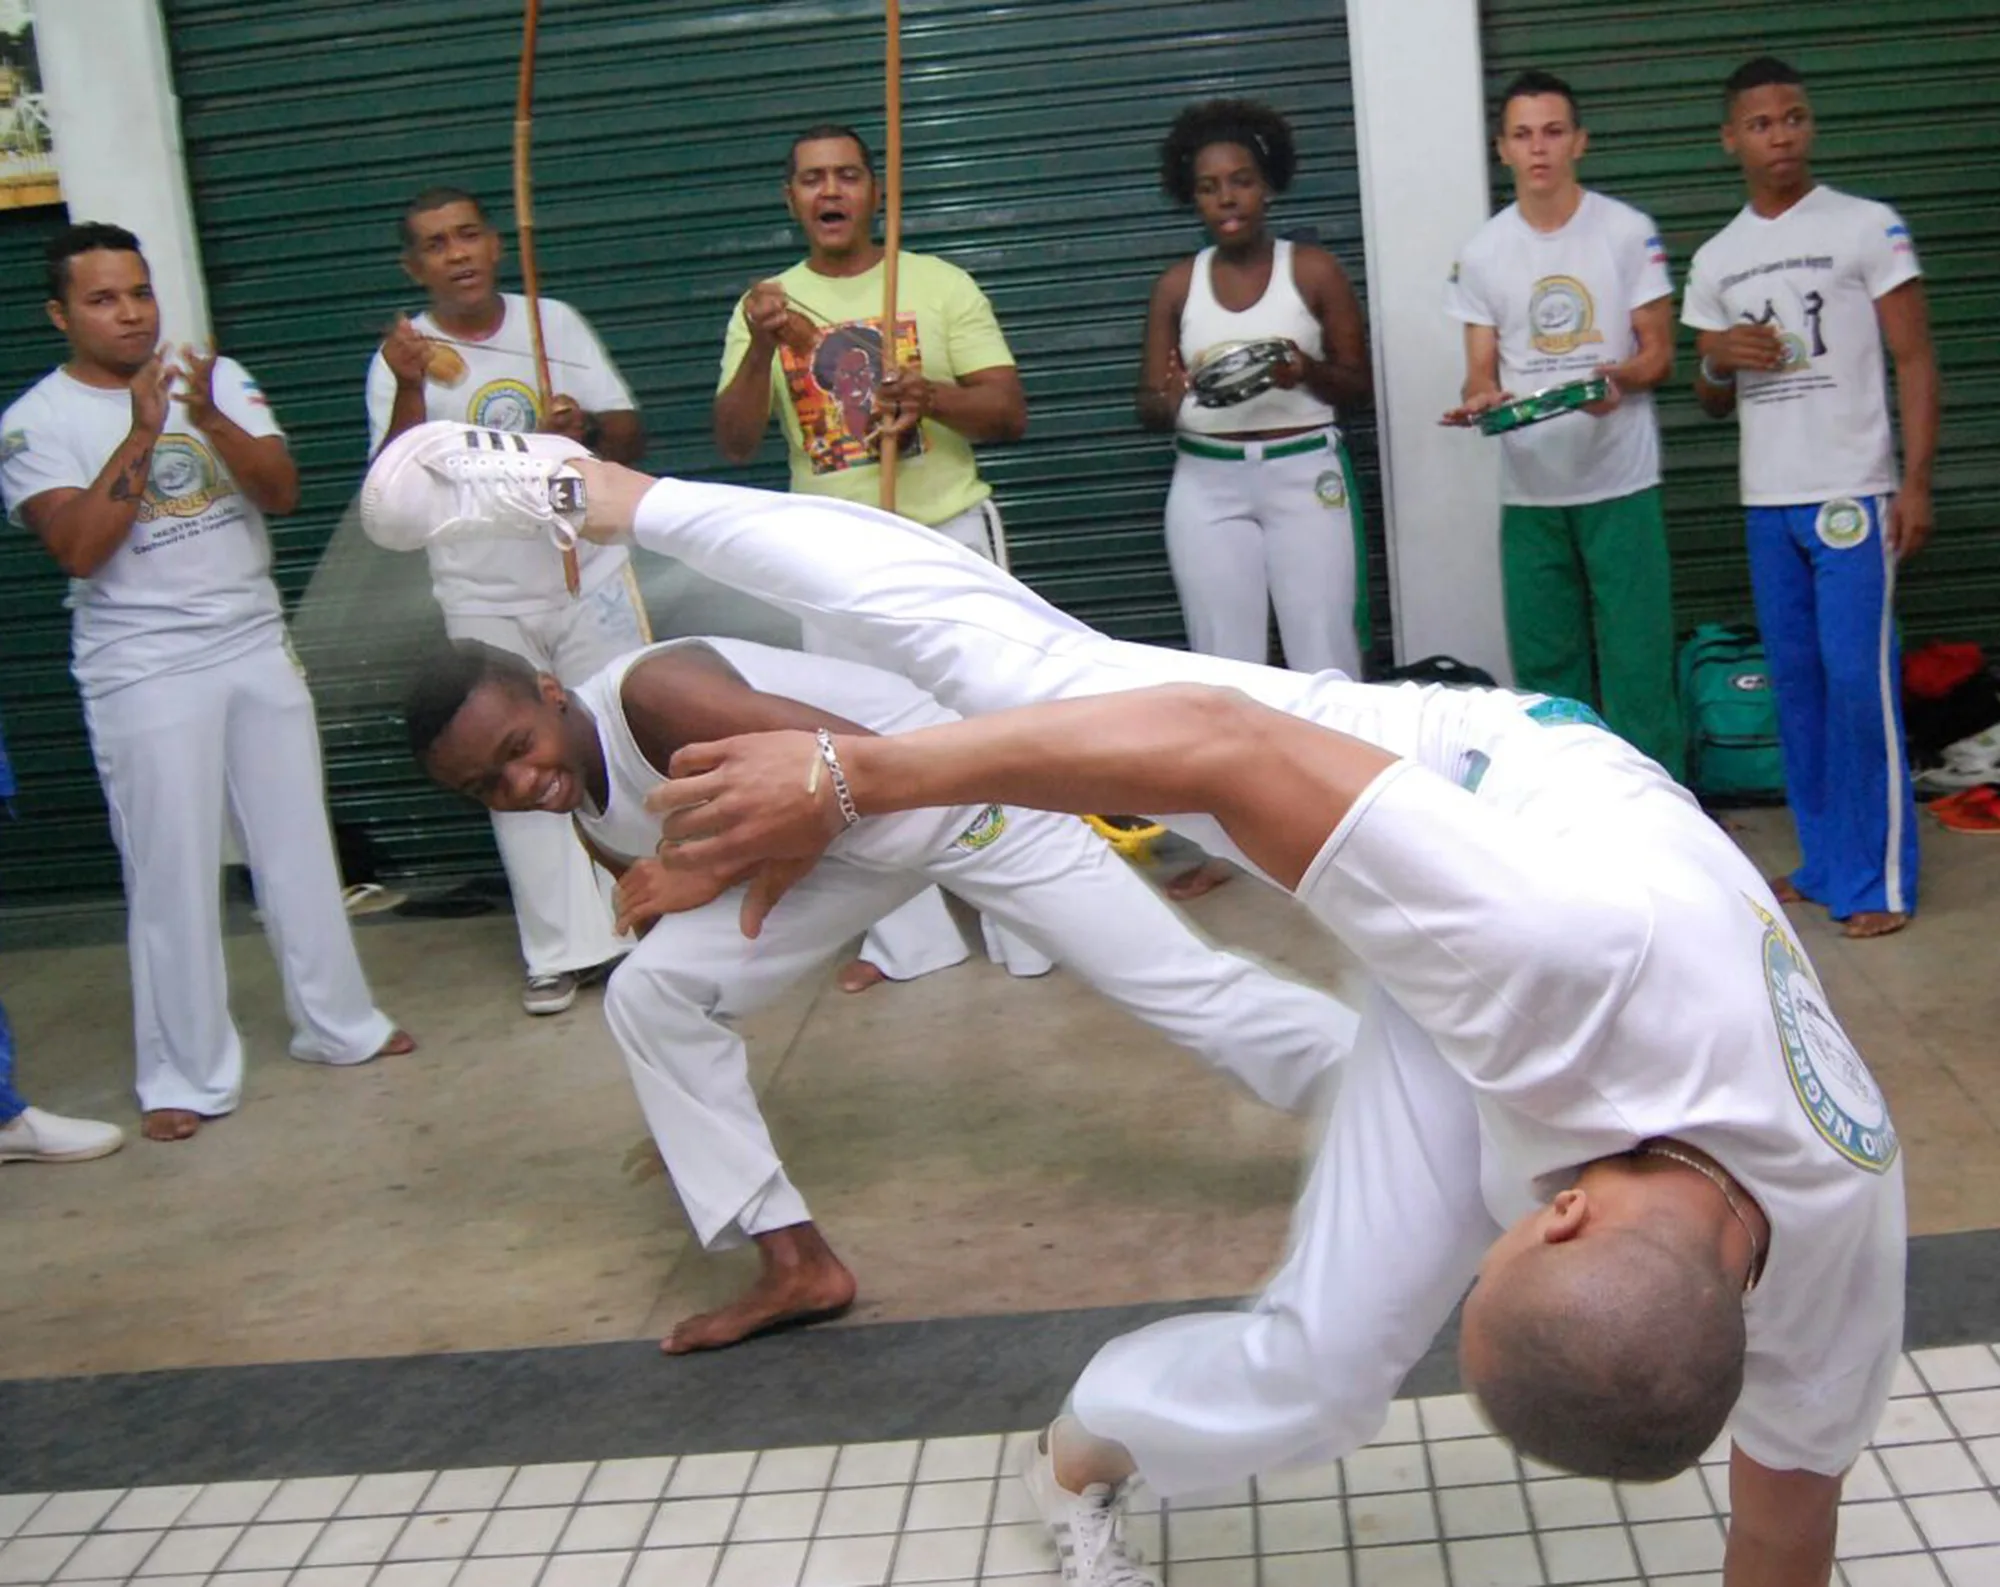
left=954, top=804, right=1008, bottom=851
left=1815, top=498, right=1870, bottom=550
left=1756, top=902, right=1899, bottom=1171
left=1314, top=468, right=1347, bottom=509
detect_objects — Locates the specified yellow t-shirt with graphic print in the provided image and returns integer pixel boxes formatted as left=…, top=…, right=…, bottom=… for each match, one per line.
left=719, top=251, right=1014, bottom=528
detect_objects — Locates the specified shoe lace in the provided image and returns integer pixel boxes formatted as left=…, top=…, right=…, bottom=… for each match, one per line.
left=444, top=452, right=578, bottom=549
left=1057, top=1487, right=1152, bottom=1587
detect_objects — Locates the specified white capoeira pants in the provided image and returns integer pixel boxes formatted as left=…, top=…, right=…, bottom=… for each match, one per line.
left=603, top=794, right=1354, bottom=1250
left=446, top=568, right=649, bottom=978
left=1165, top=431, right=1363, bottom=677
left=803, top=497, right=1052, bottom=985
left=618, top=475, right=1570, bottom=1493
left=83, top=641, right=395, bottom=1115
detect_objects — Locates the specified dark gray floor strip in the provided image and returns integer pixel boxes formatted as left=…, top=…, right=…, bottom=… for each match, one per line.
left=4, top=1228, right=1995, bottom=1493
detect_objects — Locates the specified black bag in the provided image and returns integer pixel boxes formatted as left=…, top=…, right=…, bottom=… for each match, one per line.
left=1377, top=654, right=1499, bottom=689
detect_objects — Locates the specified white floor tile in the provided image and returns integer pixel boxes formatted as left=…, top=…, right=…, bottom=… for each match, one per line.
left=901, top=1482, right=992, bottom=1534
left=1882, top=1441, right=1988, bottom=1496
left=1374, top=1403, right=1422, bottom=1445
left=390, top=1511, right=490, bottom=1563
left=1343, top=1491, right=1438, bottom=1547
left=214, top=1570, right=294, bottom=1587
left=624, top=1548, right=720, bottom=1587
left=1909, top=1490, right=2000, bottom=1550
left=19, top=1493, right=121, bottom=1538
left=337, top=1474, right=432, bottom=1519
left=1843, top=1451, right=1896, bottom=1503
left=665, top=1454, right=756, bottom=1501
left=889, top=1527, right=982, bottom=1584
left=305, top=1516, right=404, bottom=1568
left=136, top=1525, right=241, bottom=1576
left=816, top=1486, right=907, bottom=1538
left=1351, top=1540, right=1448, bottom=1587
left=749, top=1449, right=839, bottom=1495
left=1254, top=1463, right=1342, bottom=1504
left=559, top=1503, right=655, bottom=1554
left=582, top=1460, right=677, bottom=1507
left=372, top=1560, right=461, bottom=1587
left=1617, top=1469, right=1713, bottom=1522
left=645, top=1499, right=738, bottom=1551
left=0, top=1503, right=44, bottom=1545
left=449, top=1558, right=544, bottom=1587
left=1837, top=1499, right=1925, bottom=1558
left=976, top=1520, right=1053, bottom=1578
left=1166, top=1559, right=1258, bottom=1587
left=100, top=1489, right=198, bottom=1534
left=1971, top=1437, right=2000, bottom=1489
left=1630, top=1517, right=1726, bottom=1577
left=1416, top=1395, right=1488, bottom=1441
left=423, top=1469, right=515, bottom=1514
left=540, top=1548, right=635, bottom=1587
left=473, top=1508, right=570, bottom=1558
left=1435, top=1483, right=1526, bottom=1539
left=801, top=1531, right=895, bottom=1587
left=985, top=1482, right=1039, bottom=1527
left=732, top=1491, right=824, bottom=1543
left=1165, top=1482, right=1252, bottom=1512
left=1940, top=1544, right=2000, bottom=1587
left=1342, top=1445, right=1430, bottom=1496
left=1941, top=1390, right=2000, bottom=1441
left=1842, top=1555, right=1947, bottom=1587
left=1526, top=1478, right=1620, bottom=1532
left=1163, top=1505, right=1253, bottom=1562
left=259, top=1476, right=356, bottom=1523
left=712, top=1537, right=807, bottom=1587
left=1540, top=1525, right=1637, bottom=1585
left=54, top=1529, right=159, bottom=1581
left=1425, top=1438, right=1515, bottom=1490
left=831, top=1444, right=920, bottom=1491
left=1444, top=1534, right=1543, bottom=1587
left=221, top=1519, right=324, bottom=1571
left=1914, top=1345, right=2000, bottom=1394
left=913, top=1438, right=1002, bottom=1486
left=1257, top=1498, right=1344, bottom=1555
left=290, top=1564, right=375, bottom=1587
left=1872, top=1398, right=1957, bottom=1446
left=1892, top=1358, right=1931, bottom=1399
left=1261, top=1554, right=1353, bottom=1587
left=500, top=1465, right=595, bottom=1510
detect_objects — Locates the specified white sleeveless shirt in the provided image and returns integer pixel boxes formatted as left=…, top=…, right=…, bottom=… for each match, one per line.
left=568, top=637, right=1001, bottom=872
left=1177, top=239, right=1337, bottom=435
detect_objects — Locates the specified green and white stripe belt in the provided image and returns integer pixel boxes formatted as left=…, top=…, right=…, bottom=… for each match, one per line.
left=1175, top=429, right=1339, bottom=462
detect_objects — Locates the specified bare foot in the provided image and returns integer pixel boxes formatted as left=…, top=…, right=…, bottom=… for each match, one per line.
left=141, top=1109, right=206, bottom=1142
left=836, top=958, right=888, bottom=994
left=1768, top=876, right=1812, bottom=905
left=376, top=1029, right=417, bottom=1058
left=1166, top=859, right=1234, bottom=901
left=661, top=1223, right=857, bottom=1355
left=1842, top=911, right=1909, bottom=940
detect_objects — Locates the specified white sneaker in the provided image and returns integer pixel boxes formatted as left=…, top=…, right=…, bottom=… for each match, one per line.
left=1022, top=1429, right=1158, bottom=1587
left=360, top=421, right=591, bottom=554
left=0, top=1106, right=126, bottom=1164
left=523, top=971, right=579, bottom=1016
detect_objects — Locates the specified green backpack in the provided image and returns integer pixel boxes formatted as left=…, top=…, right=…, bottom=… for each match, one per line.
left=1678, top=624, right=1786, bottom=803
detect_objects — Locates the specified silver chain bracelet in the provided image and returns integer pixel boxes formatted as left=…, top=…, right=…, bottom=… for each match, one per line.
left=814, top=729, right=861, bottom=827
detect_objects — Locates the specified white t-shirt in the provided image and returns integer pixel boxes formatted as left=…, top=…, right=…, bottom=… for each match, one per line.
left=1, top=361, right=286, bottom=699
left=1294, top=681, right=1904, bottom=1475
left=1444, top=190, right=1673, bottom=506
left=1683, top=186, right=1920, bottom=506
left=365, top=293, right=636, bottom=617
left=571, top=637, right=1011, bottom=873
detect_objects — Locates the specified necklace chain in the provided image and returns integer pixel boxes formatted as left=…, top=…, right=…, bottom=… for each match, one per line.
left=1640, top=1143, right=1765, bottom=1293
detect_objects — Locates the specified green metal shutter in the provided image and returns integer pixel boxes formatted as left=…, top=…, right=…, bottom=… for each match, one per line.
left=0, top=208, right=128, bottom=903
left=1480, top=0, right=2000, bottom=643
left=157, top=0, right=1382, bottom=889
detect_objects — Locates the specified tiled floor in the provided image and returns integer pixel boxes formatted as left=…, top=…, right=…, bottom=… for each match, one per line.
left=6, top=1346, right=2000, bottom=1587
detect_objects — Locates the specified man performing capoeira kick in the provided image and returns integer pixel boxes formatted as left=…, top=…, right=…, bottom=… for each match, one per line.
left=400, top=632, right=1354, bottom=1353
left=363, top=420, right=1906, bottom=1587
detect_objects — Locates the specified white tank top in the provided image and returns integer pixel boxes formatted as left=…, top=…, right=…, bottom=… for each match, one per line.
left=1177, top=239, right=1337, bottom=435
left=568, top=637, right=977, bottom=869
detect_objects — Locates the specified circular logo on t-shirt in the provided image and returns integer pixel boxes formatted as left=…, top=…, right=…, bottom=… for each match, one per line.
left=1314, top=468, right=1348, bottom=509
left=142, top=435, right=234, bottom=522
left=468, top=378, right=542, bottom=432
left=1528, top=275, right=1604, bottom=356
left=1760, top=906, right=1897, bottom=1172
left=1815, top=499, right=1871, bottom=550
